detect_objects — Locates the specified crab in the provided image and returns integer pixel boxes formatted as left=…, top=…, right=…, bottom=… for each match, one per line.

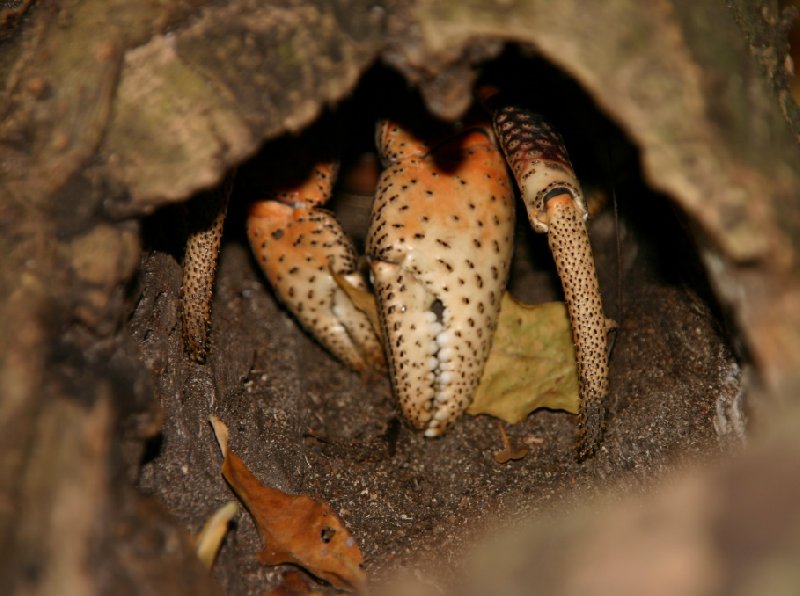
left=180, top=89, right=612, bottom=457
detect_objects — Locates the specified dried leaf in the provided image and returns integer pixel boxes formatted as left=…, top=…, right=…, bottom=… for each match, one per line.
left=493, top=422, right=529, bottom=464
left=469, top=294, right=580, bottom=423
left=196, top=501, right=239, bottom=569
left=209, top=417, right=366, bottom=592
left=332, top=272, right=382, bottom=338
left=261, top=570, right=322, bottom=596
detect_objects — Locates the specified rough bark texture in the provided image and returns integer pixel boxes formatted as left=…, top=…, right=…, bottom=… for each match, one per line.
left=1, top=1, right=799, bottom=595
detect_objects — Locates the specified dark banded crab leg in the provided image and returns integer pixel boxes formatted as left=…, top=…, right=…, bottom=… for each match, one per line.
left=247, top=162, right=384, bottom=372
left=367, top=121, right=515, bottom=436
left=487, top=94, right=611, bottom=457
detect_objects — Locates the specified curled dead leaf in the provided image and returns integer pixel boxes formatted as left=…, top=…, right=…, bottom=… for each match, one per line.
left=209, top=416, right=366, bottom=592
left=493, top=422, right=529, bottom=464
left=196, top=501, right=239, bottom=569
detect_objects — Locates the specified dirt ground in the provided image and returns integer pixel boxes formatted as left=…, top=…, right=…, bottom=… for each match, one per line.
left=128, top=119, right=740, bottom=593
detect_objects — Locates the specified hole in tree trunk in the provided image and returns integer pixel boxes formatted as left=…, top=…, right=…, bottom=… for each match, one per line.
left=129, top=52, right=742, bottom=594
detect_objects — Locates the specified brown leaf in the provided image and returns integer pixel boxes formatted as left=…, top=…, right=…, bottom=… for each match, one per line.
left=261, top=570, right=322, bottom=596
left=469, top=294, right=580, bottom=423
left=493, top=422, right=529, bottom=464
left=210, top=417, right=366, bottom=592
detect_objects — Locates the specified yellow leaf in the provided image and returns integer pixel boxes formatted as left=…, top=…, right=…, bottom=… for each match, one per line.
left=468, top=294, right=580, bottom=423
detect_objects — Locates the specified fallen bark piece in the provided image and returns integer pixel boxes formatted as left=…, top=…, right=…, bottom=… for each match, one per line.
left=469, top=294, right=580, bottom=423
left=196, top=501, right=239, bottom=569
left=209, top=417, right=366, bottom=592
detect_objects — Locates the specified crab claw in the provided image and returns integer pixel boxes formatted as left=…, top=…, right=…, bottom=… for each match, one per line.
left=367, top=121, right=515, bottom=436
left=489, top=98, right=611, bottom=457
left=247, top=163, right=384, bottom=372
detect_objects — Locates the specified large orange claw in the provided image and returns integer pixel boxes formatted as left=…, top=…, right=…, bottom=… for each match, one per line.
left=367, top=121, right=515, bottom=436
left=248, top=163, right=384, bottom=372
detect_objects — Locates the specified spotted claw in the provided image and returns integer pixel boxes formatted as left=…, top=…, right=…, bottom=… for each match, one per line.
left=489, top=99, right=611, bottom=457
left=367, top=121, right=515, bottom=436
left=248, top=162, right=384, bottom=372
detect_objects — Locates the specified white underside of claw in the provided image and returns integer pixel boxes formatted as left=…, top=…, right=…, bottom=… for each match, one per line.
left=370, top=240, right=508, bottom=435
left=370, top=260, right=447, bottom=432
left=367, top=124, right=516, bottom=435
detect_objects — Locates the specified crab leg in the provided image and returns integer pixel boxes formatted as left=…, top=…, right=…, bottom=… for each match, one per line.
left=490, top=99, right=610, bottom=457
left=247, top=162, right=384, bottom=372
left=367, top=121, right=515, bottom=436
left=181, top=172, right=235, bottom=363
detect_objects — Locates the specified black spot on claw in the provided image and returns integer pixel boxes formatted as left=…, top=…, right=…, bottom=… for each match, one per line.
left=431, top=299, right=445, bottom=323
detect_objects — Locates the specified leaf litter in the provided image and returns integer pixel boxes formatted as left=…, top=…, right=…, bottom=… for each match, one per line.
left=209, top=416, right=366, bottom=592
left=207, top=276, right=580, bottom=588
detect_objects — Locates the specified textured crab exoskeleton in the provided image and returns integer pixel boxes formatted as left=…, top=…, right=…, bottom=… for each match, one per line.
left=486, top=91, right=611, bottom=456
left=246, top=162, right=385, bottom=372
left=367, top=121, right=515, bottom=436
left=181, top=95, right=611, bottom=456
left=181, top=173, right=235, bottom=364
